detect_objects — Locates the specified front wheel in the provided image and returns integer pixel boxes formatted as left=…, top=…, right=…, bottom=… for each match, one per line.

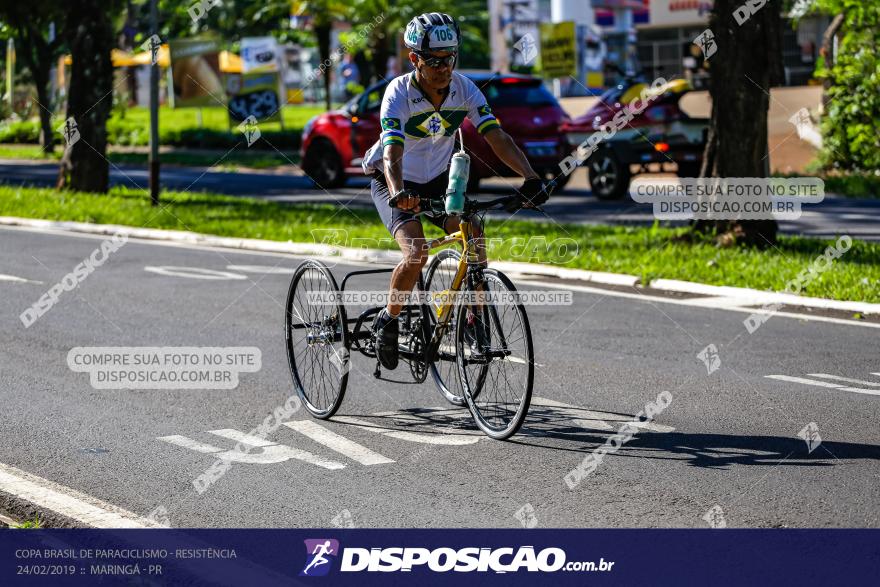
left=424, top=248, right=466, bottom=406
left=456, top=269, right=534, bottom=440
left=285, top=259, right=349, bottom=418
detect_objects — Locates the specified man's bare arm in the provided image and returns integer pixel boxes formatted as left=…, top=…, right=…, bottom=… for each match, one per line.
left=382, top=144, right=419, bottom=211
left=483, top=128, right=539, bottom=179
left=382, top=144, right=406, bottom=195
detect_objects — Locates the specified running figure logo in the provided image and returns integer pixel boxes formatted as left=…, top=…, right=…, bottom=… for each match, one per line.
left=300, top=539, right=339, bottom=576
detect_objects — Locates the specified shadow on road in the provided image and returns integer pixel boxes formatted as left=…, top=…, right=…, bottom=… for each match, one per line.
left=337, top=404, right=880, bottom=469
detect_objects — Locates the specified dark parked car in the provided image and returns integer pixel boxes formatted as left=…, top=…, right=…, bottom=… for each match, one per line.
left=560, top=78, right=709, bottom=200
left=301, top=72, right=572, bottom=192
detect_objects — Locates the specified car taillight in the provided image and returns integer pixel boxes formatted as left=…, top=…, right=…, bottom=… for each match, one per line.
left=655, top=142, right=670, bottom=153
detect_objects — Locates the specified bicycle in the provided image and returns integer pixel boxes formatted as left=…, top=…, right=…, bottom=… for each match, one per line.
left=284, top=193, right=535, bottom=440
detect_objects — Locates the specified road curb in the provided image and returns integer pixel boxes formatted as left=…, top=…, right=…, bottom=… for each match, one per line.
left=2, top=215, right=878, bottom=316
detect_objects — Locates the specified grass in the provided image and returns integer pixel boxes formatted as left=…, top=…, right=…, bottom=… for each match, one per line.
left=110, top=104, right=324, bottom=134
left=1, top=185, right=878, bottom=303
left=1, top=104, right=324, bottom=150
left=774, top=170, right=880, bottom=199
left=13, top=514, right=41, bottom=529
left=0, top=144, right=298, bottom=169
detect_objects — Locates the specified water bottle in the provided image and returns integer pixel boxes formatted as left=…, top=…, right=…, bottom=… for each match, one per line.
left=446, top=130, right=469, bottom=215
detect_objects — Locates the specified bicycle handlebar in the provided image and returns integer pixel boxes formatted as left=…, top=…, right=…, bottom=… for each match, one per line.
left=388, top=179, right=555, bottom=215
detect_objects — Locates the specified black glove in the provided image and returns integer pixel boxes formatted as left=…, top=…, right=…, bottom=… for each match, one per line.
left=388, top=188, right=420, bottom=210
left=505, top=178, right=553, bottom=211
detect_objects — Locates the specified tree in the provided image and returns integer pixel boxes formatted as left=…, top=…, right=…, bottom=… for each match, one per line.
left=696, top=0, right=784, bottom=247
left=346, top=0, right=489, bottom=82
left=810, top=0, right=880, bottom=172
left=0, top=2, right=67, bottom=153
left=292, top=0, right=349, bottom=110
left=56, top=0, right=125, bottom=192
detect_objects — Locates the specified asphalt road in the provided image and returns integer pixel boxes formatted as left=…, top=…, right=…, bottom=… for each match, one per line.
left=1, top=225, right=878, bottom=528
left=2, top=160, right=879, bottom=241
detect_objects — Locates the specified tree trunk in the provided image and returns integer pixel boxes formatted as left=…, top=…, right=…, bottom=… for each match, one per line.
left=33, top=66, right=54, bottom=154
left=370, top=27, right=390, bottom=81
left=15, top=23, right=55, bottom=153
left=820, top=13, right=845, bottom=114
left=694, top=0, right=785, bottom=247
left=57, top=1, right=116, bottom=193
left=315, top=23, right=332, bottom=111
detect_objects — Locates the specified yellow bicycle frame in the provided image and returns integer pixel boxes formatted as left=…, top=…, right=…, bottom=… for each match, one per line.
left=424, top=218, right=482, bottom=325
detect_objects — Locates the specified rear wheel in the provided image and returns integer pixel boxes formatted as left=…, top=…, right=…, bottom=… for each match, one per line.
left=588, top=151, right=630, bottom=200
left=424, top=248, right=466, bottom=406
left=303, top=139, right=347, bottom=189
left=285, top=259, right=349, bottom=418
left=456, top=269, right=533, bottom=440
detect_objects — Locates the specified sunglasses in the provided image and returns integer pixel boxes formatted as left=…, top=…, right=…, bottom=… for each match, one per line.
left=416, top=52, right=457, bottom=68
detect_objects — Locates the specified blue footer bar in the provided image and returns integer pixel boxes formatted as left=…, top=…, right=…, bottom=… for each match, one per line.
left=2, top=529, right=878, bottom=585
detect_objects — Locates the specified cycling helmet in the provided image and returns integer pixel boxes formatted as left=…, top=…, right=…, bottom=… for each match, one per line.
left=404, top=13, right=460, bottom=52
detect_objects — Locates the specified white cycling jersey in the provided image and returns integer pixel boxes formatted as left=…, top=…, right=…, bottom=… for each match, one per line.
left=362, top=71, right=501, bottom=184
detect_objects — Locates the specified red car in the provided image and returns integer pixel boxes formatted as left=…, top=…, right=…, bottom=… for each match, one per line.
left=560, top=78, right=708, bottom=200
left=301, top=73, right=571, bottom=191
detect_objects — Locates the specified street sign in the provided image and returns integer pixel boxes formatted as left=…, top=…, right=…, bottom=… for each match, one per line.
left=226, top=72, right=282, bottom=124
left=240, top=37, right=281, bottom=74
left=168, top=38, right=223, bottom=108
left=539, top=21, right=577, bottom=79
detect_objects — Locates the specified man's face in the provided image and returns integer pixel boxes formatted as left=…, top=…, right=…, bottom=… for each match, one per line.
left=411, top=50, right=455, bottom=87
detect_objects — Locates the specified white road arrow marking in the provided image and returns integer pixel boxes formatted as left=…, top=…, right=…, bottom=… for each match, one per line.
left=157, top=435, right=225, bottom=454
left=332, top=415, right=482, bottom=445
left=207, top=429, right=345, bottom=468
left=283, top=420, right=395, bottom=465
left=158, top=430, right=345, bottom=469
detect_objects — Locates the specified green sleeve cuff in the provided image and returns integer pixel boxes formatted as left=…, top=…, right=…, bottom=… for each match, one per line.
left=477, top=119, right=501, bottom=134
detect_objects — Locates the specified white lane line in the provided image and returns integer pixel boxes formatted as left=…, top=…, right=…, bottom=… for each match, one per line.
left=6, top=223, right=876, bottom=329
left=226, top=264, right=296, bottom=274
left=283, top=420, right=395, bottom=465
left=765, top=375, right=880, bottom=396
left=520, top=278, right=880, bottom=330
left=333, top=415, right=482, bottom=445
left=144, top=266, right=248, bottom=280
left=0, top=224, right=383, bottom=269
left=766, top=375, right=845, bottom=388
left=0, top=462, right=164, bottom=528
left=807, top=373, right=880, bottom=387
left=436, top=344, right=543, bottom=366
left=0, top=273, right=43, bottom=284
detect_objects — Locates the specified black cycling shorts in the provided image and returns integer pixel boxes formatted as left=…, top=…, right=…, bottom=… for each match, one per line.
left=370, top=170, right=452, bottom=237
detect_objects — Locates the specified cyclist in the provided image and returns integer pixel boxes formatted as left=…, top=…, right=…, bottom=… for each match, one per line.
left=362, top=12, right=552, bottom=370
